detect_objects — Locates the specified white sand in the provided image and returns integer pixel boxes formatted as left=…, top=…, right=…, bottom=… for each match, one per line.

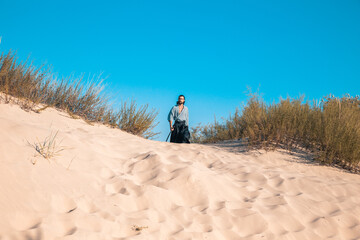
left=1, top=102, right=360, bottom=240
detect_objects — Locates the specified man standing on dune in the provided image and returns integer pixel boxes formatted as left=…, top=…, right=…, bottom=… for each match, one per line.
left=167, top=95, right=190, bottom=143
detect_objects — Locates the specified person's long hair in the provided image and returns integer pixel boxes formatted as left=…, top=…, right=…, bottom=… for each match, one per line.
left=176, top=95, right=185, bottom=105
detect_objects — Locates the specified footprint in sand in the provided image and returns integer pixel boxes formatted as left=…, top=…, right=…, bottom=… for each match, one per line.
left=267, top=175, right=285, bottom=188
left=278, top=213, right=306, bottom=232
left=105, top=180, right=130, bottom=195
left=17, top=228, right=43, bottom=240
left=100, top=167, right=115, bottom=179
left=215, top=229, right=241, bottom=239
left=53, top=220, right=77, bottom=237
left=9, top=211, right=41, bottom=231
left=41, top=214, right=77, bottom=238
left=232, top=212, right=268, bottom=237
left=187, top=220, right=213, bottom=233
left=210, top=201, right=226, bottom=210
left=98, top=211, right=116, bottom=221
left=128, top=152, right=162, bottom=174
left=310, top=216, right=339, bottom=238
left=76, top=215, right=102, bottom=232
left=77, top=196, right=98, bottom=213
left=212, top=215, right=233, bottom=230
left=146, top=208, right=166, bottom=223
left=332, top=213, right=359, bottom=228
left=105, top=180, right=123, bottom=194
left=51, top=194, right=77, bottom=213
left=259, top=194, right=288, bottom=207
left=242, top=172, right=268, bottom=186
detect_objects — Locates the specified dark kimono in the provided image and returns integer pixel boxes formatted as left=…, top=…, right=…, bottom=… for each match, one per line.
left=168, top=105, right=190, bottom=143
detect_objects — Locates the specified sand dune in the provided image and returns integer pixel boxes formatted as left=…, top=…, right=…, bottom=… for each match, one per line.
left=1, top=102, right=360, bottom=240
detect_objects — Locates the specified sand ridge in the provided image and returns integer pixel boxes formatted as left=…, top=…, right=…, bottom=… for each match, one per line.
left=1, top=103, right=360, bottom=240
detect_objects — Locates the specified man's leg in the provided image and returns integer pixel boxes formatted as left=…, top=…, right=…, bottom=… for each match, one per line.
left=170, top=122, right=179, bottom=143
left=170, top=123, right=176, bottom=143
left=177, top=123, right=190, bottom=143
left=184, top=126, right=191, bottom=143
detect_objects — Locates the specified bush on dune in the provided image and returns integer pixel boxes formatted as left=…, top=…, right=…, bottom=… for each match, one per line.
left=0, top=51, right=159, bottom=139
left=191, top=92, right=360, bottom=171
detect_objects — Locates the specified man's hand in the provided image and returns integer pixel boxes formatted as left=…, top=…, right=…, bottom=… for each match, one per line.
left=170, top=127, right=174, bottom=131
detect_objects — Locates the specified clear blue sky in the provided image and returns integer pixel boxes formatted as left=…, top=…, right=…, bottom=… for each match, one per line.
left=1, top=0, right=359, bottom=141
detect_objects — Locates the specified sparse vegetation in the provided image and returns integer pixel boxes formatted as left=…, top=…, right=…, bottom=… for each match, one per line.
left=131, top=225, right=148, bottom=232
left=28, top=130, right=65, bottom=163
left=191, top=92, right=360, bottom=171
left=0, top=51, right=159, bottom=139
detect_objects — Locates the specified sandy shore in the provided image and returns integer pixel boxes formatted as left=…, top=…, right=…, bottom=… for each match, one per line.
left=1, top=102, right=360, bottom=240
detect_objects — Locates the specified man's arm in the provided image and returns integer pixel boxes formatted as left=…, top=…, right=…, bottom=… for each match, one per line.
left=168, top=107, right=175, bottom=131
left=169, top=120, right=174, bottom=131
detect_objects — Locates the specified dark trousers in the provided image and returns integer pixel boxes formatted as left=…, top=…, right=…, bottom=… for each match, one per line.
left=170, top=120, right=190, bottom=143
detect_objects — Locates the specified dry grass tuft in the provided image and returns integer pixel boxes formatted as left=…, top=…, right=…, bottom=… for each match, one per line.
left=28, top=130, right=65, bottom=163
left=192, top=92, right=360, bottom=172
left=0, top=51, right=159, bottom=138
left=131, top=225, right=148, bottom=232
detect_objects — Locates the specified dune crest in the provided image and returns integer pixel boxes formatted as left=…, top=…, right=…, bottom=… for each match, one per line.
left=1, top=103, right=360, bottom=240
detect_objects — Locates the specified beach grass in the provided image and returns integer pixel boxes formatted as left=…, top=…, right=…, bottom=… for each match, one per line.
left=28, top=130, right=64, bottom=161
left=0, top=50, right=159, bottom=139
left=191, top=92, right=360, bottom=171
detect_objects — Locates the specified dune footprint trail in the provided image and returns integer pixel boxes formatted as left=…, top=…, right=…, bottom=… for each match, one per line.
left=1, top=103, right=360, bottom=240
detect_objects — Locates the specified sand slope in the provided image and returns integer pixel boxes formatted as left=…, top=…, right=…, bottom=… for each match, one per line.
left=1, top=102, right=360, bottom=240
